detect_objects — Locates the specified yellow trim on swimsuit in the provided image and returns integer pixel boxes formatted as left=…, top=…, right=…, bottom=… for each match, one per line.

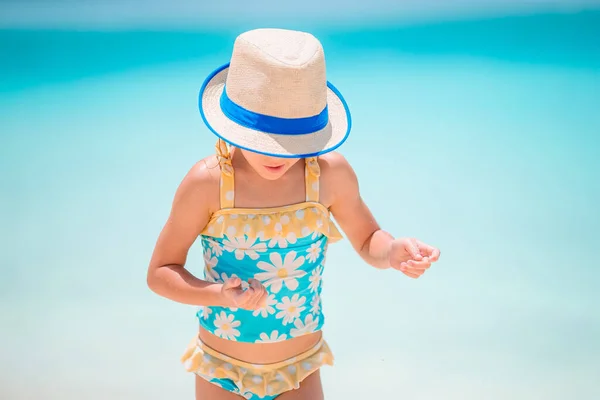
left=201, top=202, right=343, bottom=244
left=201, top=139, right=343, bottom=243
left=181, top=336, right=334, bottom=398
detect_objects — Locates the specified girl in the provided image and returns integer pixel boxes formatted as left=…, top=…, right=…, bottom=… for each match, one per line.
left=147, top=28, right=440, bottom=400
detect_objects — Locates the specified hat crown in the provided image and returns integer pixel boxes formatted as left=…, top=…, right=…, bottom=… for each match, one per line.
left=225, top=28, right=327, bottom=119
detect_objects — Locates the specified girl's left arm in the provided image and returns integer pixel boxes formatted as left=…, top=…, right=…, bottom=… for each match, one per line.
left=324, top=153, right=440, bottom=279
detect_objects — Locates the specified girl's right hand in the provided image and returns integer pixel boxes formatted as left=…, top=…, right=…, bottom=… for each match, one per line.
left=220, top=277, right=268, bottom=310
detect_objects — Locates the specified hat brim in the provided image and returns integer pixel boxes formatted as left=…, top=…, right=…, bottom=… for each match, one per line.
left=199, top=64, right=352, bottom=158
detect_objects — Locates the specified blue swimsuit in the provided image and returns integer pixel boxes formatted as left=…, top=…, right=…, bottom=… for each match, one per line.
left=181, top=140, right=342, bottom=399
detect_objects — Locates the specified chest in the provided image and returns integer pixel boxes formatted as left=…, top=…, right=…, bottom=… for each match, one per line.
left=232, top=166, right=332, bottom=209
left=236, top=182, right=302, bottom=209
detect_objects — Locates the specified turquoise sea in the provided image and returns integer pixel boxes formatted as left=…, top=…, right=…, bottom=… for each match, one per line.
left=1, top=7, right=599, bottom=400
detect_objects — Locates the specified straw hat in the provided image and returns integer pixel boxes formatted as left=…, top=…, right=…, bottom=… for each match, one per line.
left=198, top=28, right=352, bottom=158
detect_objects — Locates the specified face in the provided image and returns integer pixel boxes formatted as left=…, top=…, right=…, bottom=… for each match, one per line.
left=239, top=149, right=301, bottom=180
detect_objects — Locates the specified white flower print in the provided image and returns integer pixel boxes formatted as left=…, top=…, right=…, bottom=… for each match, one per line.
left=290, top=314, right=320, bottom=337
left=304, top=208, right=325, bottom=239
left=306, top=242, right=321, bottom=263
left=316, top=219, right=323, bottom=231
left=207, top=224, right=216, bottom=235
left=268, top=220, right=298, bottom=248
left=242, top=224, right=253, bottom=235
left=213, top=311, right=241, bottom=341
left=268, top=233, right=294, bottom=249
left=256, top=231, right=266, bottom=241
left=301, top=226, right=320, bottom=240
left=209, top=240, right=223, bottom=257
left=222, top=236, right=267, bottom=260
left=261, top=215, right=272, bottom=226
left=226, top=225, right=237, bottom=237
left=203, top=250, right=219, bottom=282
left=310, top=294, right=321, bottom=315
left=275, top=294, right=306, bottom=325
left=255, top=330, right=288, bottom=343
left=201, top=306, right=212, bottom=320
left=252, top=294, right=277, bottom=318
left=308, top=266, right=322, bottom=293
left=255, top=251, right=306, bottom=293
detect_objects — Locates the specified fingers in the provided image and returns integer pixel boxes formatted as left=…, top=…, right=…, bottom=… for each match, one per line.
left=402, top=270, right=422, bottom=279
left=397, top=263, right=423, bottom=278
left=232, top=285, right=253, bottom=306
left=406, top=258, right=431, bottom=270
left=245, top=279, right=265, bottom=307
left=221, top=277, right=247, bottom=307
left=222, top=276, right=241, bottom=291
left=392, top=258, right=430, bottom=272
left=416, top=240, right=440, bottom=262
left=224, top=278, right=267, bottom=310
left=249, top=279, right=268, bottom=307
left=404, top=238, right=423, bottom=261
left=393, top=259, right=429, bottom=279
left=429, top=248, right=441, bottom=262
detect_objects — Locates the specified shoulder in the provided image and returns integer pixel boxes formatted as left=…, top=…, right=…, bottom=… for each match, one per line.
left=173, top=155, right=221, bottom=213
left=180, top=155, right=220, bottom=190
left=317, top=151, right=357, bottom=183
left=316, top=152, right=359, bottom=205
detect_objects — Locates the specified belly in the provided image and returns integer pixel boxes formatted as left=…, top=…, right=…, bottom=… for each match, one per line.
left=198, top=326, right=322, bottom=364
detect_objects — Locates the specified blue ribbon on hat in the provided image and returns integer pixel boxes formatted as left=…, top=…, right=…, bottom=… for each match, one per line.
left=219, top=88, right=329, bottom=135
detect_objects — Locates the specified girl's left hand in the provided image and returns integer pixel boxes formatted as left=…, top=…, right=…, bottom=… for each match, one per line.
left=389, top=238, right=441, bottom=279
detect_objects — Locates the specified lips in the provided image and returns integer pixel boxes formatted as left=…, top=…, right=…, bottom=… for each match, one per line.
left=264, top=165, right=284, bottom=172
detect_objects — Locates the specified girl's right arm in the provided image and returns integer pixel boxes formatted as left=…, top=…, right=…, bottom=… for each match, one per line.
left=147, top=159, right=268, bottom=309
left=146, top=160, right=226, bottom=306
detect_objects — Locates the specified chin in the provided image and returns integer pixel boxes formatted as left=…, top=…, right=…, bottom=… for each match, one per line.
left=260, top=165, right=288, bottom=179
left=260, top=170, right=286, bottom=180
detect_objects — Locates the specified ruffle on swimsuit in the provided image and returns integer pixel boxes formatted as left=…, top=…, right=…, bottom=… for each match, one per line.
left=181, top=337, right=334, bottom=399
left=201, top=202, right=343, bottom=244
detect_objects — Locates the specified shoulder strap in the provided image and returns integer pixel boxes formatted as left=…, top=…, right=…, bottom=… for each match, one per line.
left=305, top=157, right=320, bottom=202
left=216, top=139, right=235, bottom=208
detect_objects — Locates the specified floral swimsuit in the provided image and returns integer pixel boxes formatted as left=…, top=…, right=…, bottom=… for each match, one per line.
left=181, top=140, right=343, bottom=399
